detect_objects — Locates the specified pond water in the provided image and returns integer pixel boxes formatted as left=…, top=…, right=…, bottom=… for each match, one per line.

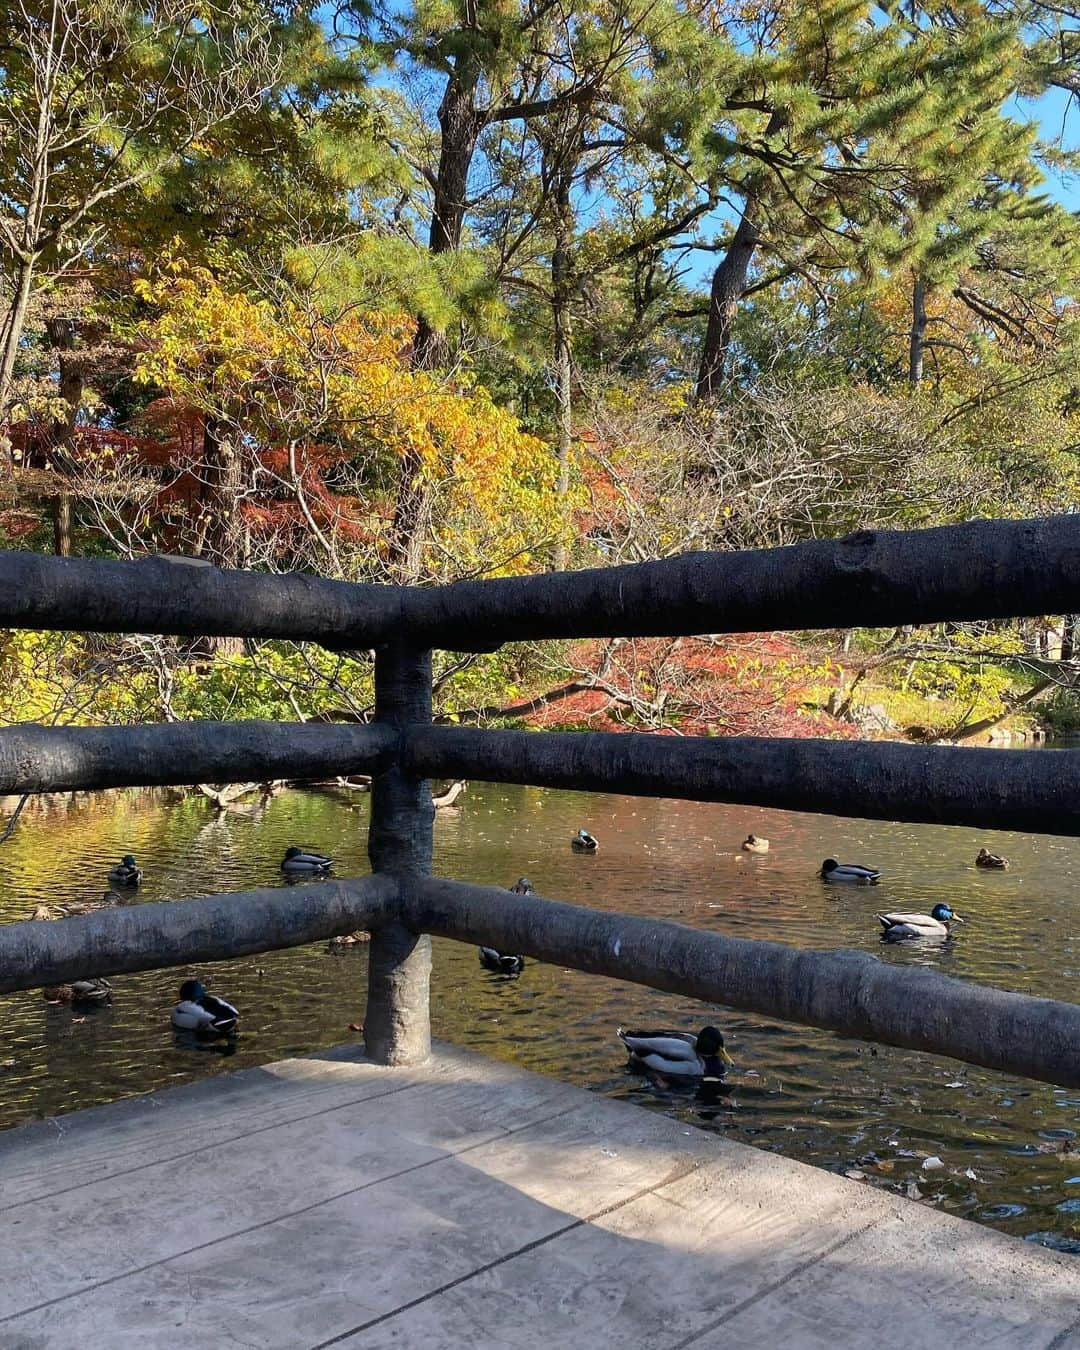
left=1, top=778, right=1079, bottom=1256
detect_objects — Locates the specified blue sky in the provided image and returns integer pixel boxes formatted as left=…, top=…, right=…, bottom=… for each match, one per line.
left=1020, top=90, right=1079, bottom=209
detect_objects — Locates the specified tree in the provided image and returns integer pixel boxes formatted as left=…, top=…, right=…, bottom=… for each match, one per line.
left=688, top=1, right=1041, bottom=399
left=132, top=252, right=577, bottom=580
left=0, top=0, right=290, bottom=431
left=380, top=0, right=680, bottom=572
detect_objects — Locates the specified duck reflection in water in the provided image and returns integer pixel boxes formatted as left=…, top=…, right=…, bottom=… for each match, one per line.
left=171, top=1028, right=238, bottom=1056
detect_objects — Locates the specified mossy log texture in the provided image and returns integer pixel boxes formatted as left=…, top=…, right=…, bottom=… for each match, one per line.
left=0, top=876, right=397, bottom=993
left=2, top=513, right=1080, bottom=648
left=365, top=643, right=434, bottom=1065
left=408, top=727, right=1080, bottom=834
left=0, top=872, right=1077, bottom=1084
left=0, top=721, right=395, bottom=794
left=405, top=878, right=1080, bottom=1088
left=5, top=723, right=1080, bottom=836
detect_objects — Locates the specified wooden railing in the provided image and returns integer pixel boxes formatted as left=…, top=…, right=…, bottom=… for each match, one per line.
left=2, top=514, right=1080, bottom=1083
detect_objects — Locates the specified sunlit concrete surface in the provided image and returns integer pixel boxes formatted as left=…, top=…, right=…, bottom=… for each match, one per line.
left=0, top=1041, right=1077, bottom=1348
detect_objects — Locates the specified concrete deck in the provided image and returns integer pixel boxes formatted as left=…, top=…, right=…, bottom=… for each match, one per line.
left=0, top=1043, right=1077, bottom=1349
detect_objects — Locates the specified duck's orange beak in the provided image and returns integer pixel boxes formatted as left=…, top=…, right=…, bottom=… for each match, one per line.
left=720, top=1047, right=734, bottom=1064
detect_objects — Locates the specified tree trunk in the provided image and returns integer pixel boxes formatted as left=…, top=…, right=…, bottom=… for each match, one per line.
left=197, top=416, right=244, bottom=569
left=694, top=205, right=763, bottom=401
left=196, top=416, right=244, bottom=654
left=1062, top=614, right=1077, bottom=663
left=550, top=141, right=577, bottom=570
left=411, top=65, right=485, bottom=374
left=949, top=677, right=1056, bottom=744
left=388, top=447, right=433, bottom=582
left=45, top=316, right=83, bottom=556
left=390, top=62, right=486, bottom=578
left=0, top=257, right=37, bottom=448
left=909, top=272, right=928, bottom=386
left=52, top=493, right=73, bottom=557
left=695, top=111, right=783, bottom=402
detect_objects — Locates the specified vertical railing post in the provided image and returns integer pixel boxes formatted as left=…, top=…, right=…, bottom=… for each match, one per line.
left=364, top=640, right=433, bottom=1064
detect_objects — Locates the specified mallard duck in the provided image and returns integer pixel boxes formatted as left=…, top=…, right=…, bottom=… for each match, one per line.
left=328, top=930, right=370, bottom=947
left=976, top=848, right=1009, bottom=870
left=108, top=855, right=142, bottom=887
left=571, top=829, right=598, bottom=853
left=509, top=877, right=534, bottom=894
left=741, top=834, right=769, bottom=854
left=43, top=978, right=112, bottom=1005
left=32, top=892, right=125, bottom=921
left=478, top=946, right=525, bottom=975
left=878, top=904, right=964, bottom=939
left=171, top=979, right=238, bottom=1036
left=617, top=1026, right=732, bottom=1081
left=820, top=858, right=881, bottom=884
left=281, top=847, right=333, bottom=874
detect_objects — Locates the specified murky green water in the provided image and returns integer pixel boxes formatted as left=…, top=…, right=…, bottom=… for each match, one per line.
left=1, top=778, right=1079, bottom=1256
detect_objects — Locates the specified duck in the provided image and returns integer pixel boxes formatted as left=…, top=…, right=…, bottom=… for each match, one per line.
left=820, top=859, right=881, bottom=884
left=281, top=847, right=333, bottom=874
left=32, top=892, right=125, bottom=921
left=43, top=978, right=112, bottom=1005
left=171, top=979, right=239, bottom=1036
left=571, top=829, right=598, bottom=853
left=975, top=848, right=1009, bottom=870
left=328, top=930, right=370, bottom=948
left=478, top=947, right=525, bottom=976
left=878, top=904, right=964, bottom=940
left=509, top=877, right=534, bottom=894
left=108, top=855, right=142, bottom=887
left=617, top=1026, right=732, bottom=1081
left=741, top=834, right=770, bottom=854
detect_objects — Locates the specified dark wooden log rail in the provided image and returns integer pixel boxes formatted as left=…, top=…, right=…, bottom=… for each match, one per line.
left=5, top=721, right=1080, bottom=836
left=0, top=721, right=395, bottom=793
left=0, top=876, right=397, bottom=991
left=407, top=728, right=1080, bottom=835
left=2, top=512, right=1080, bottom=648
left=364, top=642, right=434, bottom=1064
left=3, top=511, right=1080, bottom=1080
left=403, top=879, right=1080, bottom=1089
left=1, top=874, right=1078, bottom=1088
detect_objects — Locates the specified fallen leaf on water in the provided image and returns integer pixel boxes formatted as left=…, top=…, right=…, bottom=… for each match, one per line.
left=922, top=1156, right=944, bottom=1171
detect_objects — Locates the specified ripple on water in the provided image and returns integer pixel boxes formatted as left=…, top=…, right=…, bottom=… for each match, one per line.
left=0, top=782, right=1079, bottom=1251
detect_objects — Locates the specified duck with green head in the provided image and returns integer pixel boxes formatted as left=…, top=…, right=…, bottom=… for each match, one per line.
left=878, top=904, right=964, bottom=939
left=617, top=1026, right=732, bottom=1082
left=108, top=855, right=142, bottom=887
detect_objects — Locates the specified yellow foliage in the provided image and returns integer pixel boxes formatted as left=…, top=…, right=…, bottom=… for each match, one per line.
left=134, top=254, right=578, bottom=577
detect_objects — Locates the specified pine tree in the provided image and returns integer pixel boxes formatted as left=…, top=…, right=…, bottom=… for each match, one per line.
left=685, top=0, right=1048, bottom=399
